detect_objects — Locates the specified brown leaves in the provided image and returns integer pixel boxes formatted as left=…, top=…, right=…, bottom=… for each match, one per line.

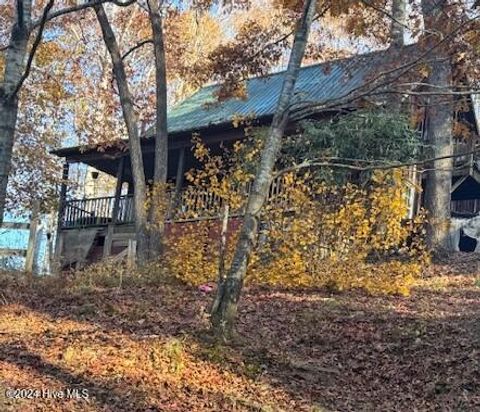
left=203, top=17, right=290, bottom=101
left=1, top=266, right=479, bottom=411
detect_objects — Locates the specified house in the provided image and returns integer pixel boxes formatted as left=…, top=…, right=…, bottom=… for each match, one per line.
left=51, top=47, right=480, bottom=267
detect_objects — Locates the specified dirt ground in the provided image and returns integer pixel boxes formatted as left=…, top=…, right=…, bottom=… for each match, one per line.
left=0, top=254, right=479, bottom=411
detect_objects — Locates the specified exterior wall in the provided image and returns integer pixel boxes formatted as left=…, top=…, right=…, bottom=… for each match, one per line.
left=164, top=217, right=242, bottom=242
left=59, top=217, right=244, bottom=268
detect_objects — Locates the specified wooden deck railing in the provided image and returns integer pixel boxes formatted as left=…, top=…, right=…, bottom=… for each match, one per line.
left=61, top=171, right=480, bottom=229
left=451, top=198, right=480, bottom=215
left=60, top=176, right=291, bottom=229
left=61, top=195, right=135, bottom=228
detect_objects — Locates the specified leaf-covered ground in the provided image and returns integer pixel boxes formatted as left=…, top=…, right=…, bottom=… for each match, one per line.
left=0, top=255, right=479, bottom=411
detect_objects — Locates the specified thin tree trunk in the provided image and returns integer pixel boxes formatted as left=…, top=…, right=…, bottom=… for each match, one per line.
left=0, top=0, right=32, bottom=226
left=210, top=203, right=229, bottom=315
left=210, top=0, right=317, bottom=342
left=95, top=5, right=149, bottom=263
left=386, top=0, right=406, bottom=113
left=421, top=0, right=454, bottom=253
left=390, top=0, right=406, bottom=48
left=0, top=0, right=130, bottom=227
left=146, top=0, right=168, bottom=259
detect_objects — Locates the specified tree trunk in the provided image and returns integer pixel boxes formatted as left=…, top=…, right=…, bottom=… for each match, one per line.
left=0, top=0, right=32, bottom=226
left=423, top=58, right=453, bottom=253
left=386, top=0, right=406, bottom=113
left=421, top=0, right=454, bottom=254
left=210, top=0, right=317, bottom=342
left=146, top=0, right=169, bottom=259
left=390, top=0, right=406, bottom=48
left=95, top=5, right=149, bottom=263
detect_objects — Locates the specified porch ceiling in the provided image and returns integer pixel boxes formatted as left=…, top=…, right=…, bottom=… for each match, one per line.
left=67, top=137, right=234, bottom=183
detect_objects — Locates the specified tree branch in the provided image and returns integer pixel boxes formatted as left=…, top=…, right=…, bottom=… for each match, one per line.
left=121, top=39, right=153, bottom=60
left=30, top=0, right=136, bottom=30
left=360, top=0, right=410, bottom=32
left=290, top=14, right=480, bottom=121
left=274, top=149, right=480, bottom=178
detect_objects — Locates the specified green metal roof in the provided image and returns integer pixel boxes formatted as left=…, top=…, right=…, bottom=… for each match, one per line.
left=54, top=47, right=406, bottom=158
left=157, top=48, right=389, bottom=136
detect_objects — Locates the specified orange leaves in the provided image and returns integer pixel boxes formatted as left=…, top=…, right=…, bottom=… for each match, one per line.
left=453, top=119, right=473, bottom=140
left=326, top=0, right=390, bottom=44
left=206, top=17, right=288, bottom=101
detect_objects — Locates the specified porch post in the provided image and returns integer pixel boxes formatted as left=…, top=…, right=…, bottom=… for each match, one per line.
left=25, top=199, right=40, bottom=276
left=54, top=162, right=70, bottom=263
left=104, top=156, right=125, bottom=258
left=171, top=147, right=185, bottom=218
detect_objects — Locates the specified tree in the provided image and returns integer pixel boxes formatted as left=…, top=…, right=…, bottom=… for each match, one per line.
left=94, top=2, right=212, bottom=262
left=211, top=0, right=318, bottom=341
left=94, top=3, right=150, bottom=262
left=1, top=0, right=41, bottom=226
left=390, top=0, right=406, bottom=47
left=145, top=0, right=168, bottom=259
left=421, top=0, right=454, bottom=253
left=0, top=0, right=134, bottom=225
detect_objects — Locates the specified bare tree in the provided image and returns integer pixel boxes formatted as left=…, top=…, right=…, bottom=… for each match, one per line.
left=0, top=0, right=133, bottom=226
left=210, top=0, right=318, bottom=341
left=94, top=4, right=150, bottom=262
left=146, top=0, right=168, bottom=259
left=390, top=0, right=406, bottom=47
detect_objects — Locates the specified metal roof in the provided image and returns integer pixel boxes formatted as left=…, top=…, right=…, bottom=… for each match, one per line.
left=54, top=47, right=407, bottom=157
left=154, top=49, right=388, bottom=136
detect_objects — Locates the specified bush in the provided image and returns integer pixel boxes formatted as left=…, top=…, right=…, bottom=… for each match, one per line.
left=164, top=168, right=428, bottom=296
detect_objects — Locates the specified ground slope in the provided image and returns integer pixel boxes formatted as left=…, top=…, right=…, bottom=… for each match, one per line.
left=0, top=256, right=479, bottom=411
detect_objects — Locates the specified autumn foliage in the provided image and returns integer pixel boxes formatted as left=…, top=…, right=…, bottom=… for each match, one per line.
left=164, top=136, right=428, bottom=296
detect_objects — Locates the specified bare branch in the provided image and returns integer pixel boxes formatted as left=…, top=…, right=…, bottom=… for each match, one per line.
left=121, top=39, right=153, bottom=60
left=30, top=0, right=136, bottom=30
left=274, top=149, right=480, bottom=178
left=290, top=14, right=480, bottom=121
left=374, top=89, right=480, bottom=96
left=361, top=0, right=410, bottom=32
left=248, top=9, right=329, bottom=62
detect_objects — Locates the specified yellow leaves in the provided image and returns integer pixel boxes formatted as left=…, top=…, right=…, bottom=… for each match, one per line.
left=165, top=221, right=221, bottom=286
left=247, top=169, right=427, bottom=295
left=35, top=41, right=63, bottom=68
left=173, top=135, right=427, bottom=295
left=192, top=135, right=210, bottom=161
left=231, top=113, right=254, bottom=128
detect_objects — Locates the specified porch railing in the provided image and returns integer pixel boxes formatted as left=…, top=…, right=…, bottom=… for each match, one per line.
left=60, top=176, right=290, bottom=229
left=451, top=198, right=480, bottom=215
left=61, top=174, right=478, bottom=229
left=61, top=195, right=135, bottom=228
